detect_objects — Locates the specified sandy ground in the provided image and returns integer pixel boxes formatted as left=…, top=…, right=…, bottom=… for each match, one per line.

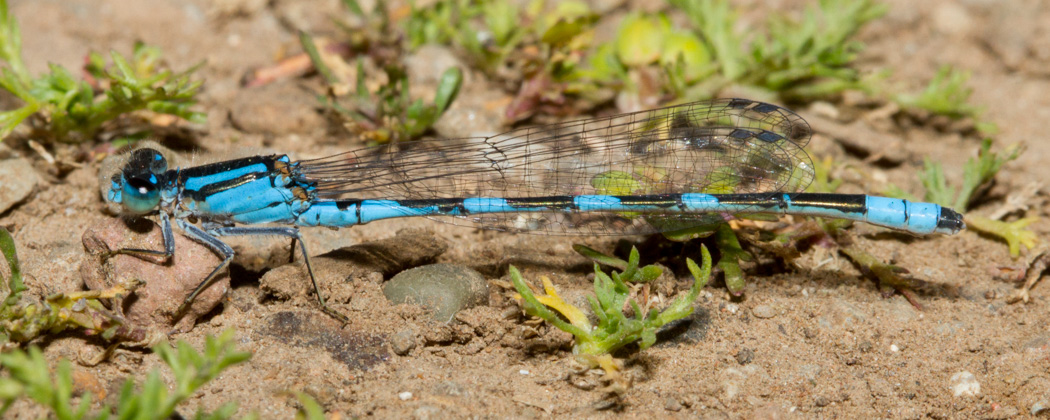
left=1, top=0, right=1048, bottom=418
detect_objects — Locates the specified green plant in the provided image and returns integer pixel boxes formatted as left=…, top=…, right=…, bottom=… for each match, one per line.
left=965, top=215, right=1038, bottom=259
left=510, top=245, right=711, bottom=392
left=886, top=139, right=1034, bottom=257
left=0, top=330, right=252, bottom=419
left=0, top=0, right=204, bottom=142
left=404, top=0, right=606, bottom=121
left=884, top=138, right=1021, bottom=211
left=301, top=13, right=462, bottom=144
left=665, top=0, right=886, bottom=100
left=0, top=228, right=150, bottom=348
left=404, top=0, right=524, bottom=76
left=894, top=66, right=982, bottom=120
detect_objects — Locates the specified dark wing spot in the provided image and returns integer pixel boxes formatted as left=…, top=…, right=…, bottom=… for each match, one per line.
left=756, top=130, right=783, bottom=143
left=727, top=98, right=752, bottom=109
left=729, top=128, right=754, bottom=139
left=752, top=103, right=780, bottom=113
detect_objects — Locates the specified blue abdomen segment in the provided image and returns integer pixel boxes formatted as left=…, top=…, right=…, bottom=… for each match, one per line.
left=863, top=196, right=942, bottom=235
left=290, top=193, right=959, bottom=235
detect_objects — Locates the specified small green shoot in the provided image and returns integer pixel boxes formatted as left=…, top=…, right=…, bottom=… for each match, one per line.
left=714, top=223, right=751, bottom=295
left=294, top=392, right=326, bottom=420
left=895, top=66, right=982, bottom=120
left=510, top=245, right=711, bottom=391
left=965, top=215, right=1038, bottom=259
left=0, top=0, right=204, bottom=142
left=300, top=30, right=462, bottom=145
left=915, top=138, right=1023, bottom=211
left=0, top=330, right=252, bottom=419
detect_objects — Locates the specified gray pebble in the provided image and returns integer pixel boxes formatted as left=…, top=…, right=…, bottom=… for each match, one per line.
left=384, top=264, right=489, bottom=323
left=735, top=348, right=754, bottom=365
left=0, top=151, right=39, bottom=214
left=664, top=396, right=682, bottom=412
left=752, top=304, right=776, bottom=319
left=391, top=328, right=417, bottom=356
left=404, top=45, right=466, bottom=88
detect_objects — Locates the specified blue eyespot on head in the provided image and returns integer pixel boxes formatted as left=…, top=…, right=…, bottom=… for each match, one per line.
left=109, top=148, right=169, bottom=215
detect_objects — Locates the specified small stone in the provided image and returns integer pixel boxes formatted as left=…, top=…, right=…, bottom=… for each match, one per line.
left=70, top=368, right=106, bottom=400
left=950, top=371, right=980, bottom=397
left=890, top=344, right=900, bottom=352
left=423, top=325, right=454, bottom=345
left=390, top=328, right=417, bottom=356
left=720, top=365, right=770, bottom=401
left=795, top=364, right=822, bottom=383
left=384, top=264, right=489, bottom=323
left=752, top=304, right=776, bottom=319
left=404, top=45, right=466, bottom=88
left=432, top=381, right=466, bottom=397
left=398, top=391, right=413, bottom=401
left=1022, top=333, right=1050, bottom=352
left=664, top=396, right=682, bottom=412
left=1031, top=399, right=1049, bottom=415
left=80, top=218, right=227, bottom=331
left=0, top=152, right=39, bottom=214
left=814, top=396, right=829, bottom=407
left=735, top=348, right=755, bottom=365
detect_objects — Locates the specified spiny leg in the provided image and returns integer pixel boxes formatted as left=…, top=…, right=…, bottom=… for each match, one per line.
left=106, top=212, right=176, bottom=260
left=209, top=226, right=349, bottom=323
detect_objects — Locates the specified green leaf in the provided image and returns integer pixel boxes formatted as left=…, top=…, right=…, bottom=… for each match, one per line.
left=295, top=392, right=327, bottom=420
left=965, top=215, right=1038, bottom=258
left=615, top=13, right=668, bottom=67
left=0, top=0, right=29, bottom=86
left=299, top=31, right=339, bottom=85
left=572, top=244, right=628, bottom=271
left=0, top=227, right=25, bottom=305
left=715, top=223, right=750, bottom=295
left=341, top=0, right=364, bottom=17
left=955, top=138, right=1022, bottom=210
left=433, top=67, right=462, bottom=112
left=591, top=170, right=640, bottom=195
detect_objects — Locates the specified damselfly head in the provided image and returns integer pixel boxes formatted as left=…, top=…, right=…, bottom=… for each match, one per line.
left=111, top=148, right=167, bottom=214
left=98, top=142, right=179, bottom=216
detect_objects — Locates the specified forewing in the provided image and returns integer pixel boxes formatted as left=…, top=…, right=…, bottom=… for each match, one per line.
left=296, top=99, right=814, bottom=235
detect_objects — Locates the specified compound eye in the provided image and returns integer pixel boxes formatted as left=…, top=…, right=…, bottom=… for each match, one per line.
left=128, top=148, right=168, bottom=174
left=121, top=174, right=161, bottom=214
